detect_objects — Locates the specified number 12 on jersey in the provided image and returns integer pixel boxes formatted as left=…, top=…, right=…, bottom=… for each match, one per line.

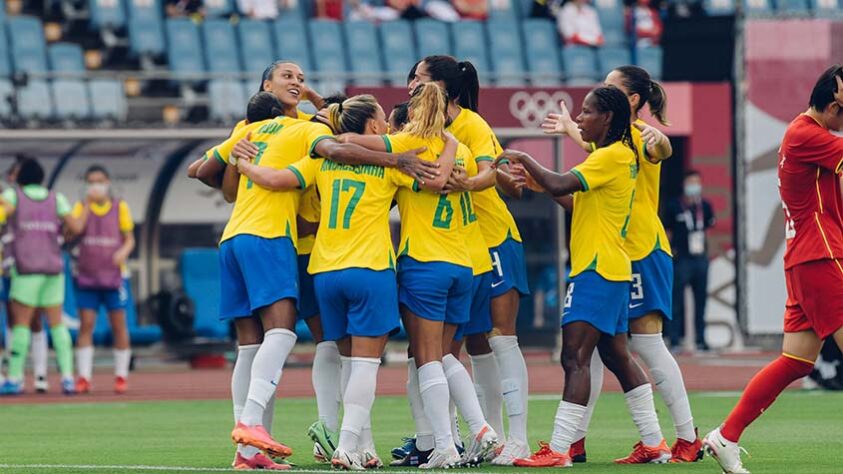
left=328, top=179, right=366, bottom=229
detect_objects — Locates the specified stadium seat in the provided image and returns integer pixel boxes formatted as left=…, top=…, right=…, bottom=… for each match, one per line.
left=453, top=21, right=491, bottom=78
left=202, top=19, right=242, bottom=74
left=597, top=46, right=631, bottom=78
left=208, top=79, right=246, bottom=122
left=703, top=0, right=737, bottom=15
left=636, top=45, right=662, bottom=80
left=0, top=25, right=10, bottom=77
left=88, top=79, right=127, bottom=121
left=523, top=19, right=562, bottom=86
left=379, top=20, right=417, bottom=85
left=8, top=16, right=49, bottom=75
left=17, top=79, right=52, bottom=120
left=773, top=0, right=809, bottom=11
left=486, top=18, right=526, bottom=86
left=309, top=20, right=348, bottom=91
left=53, top=79, right=91, bottom=120
left=561, top=45, right=598, bottom=85
left=237, top=19, right=275, bottom=76
left=48, top=43, right=86, bottom=73
left=129, top=18, right=165, bottom=57
left=742, top=0, right=774, bottom=15
left=204, top=0, right=235, bottom=17
left=0, top=79, right=12, bottom=119
left=344, top=21, right=384, bottom=86
left=88, top=0, right=127, bottom=30
left=594, top=0, right=627, bottom=46
left=811, top=0, right=843, bottom=17
left=413, top=19, right=452, bottom=58
left=273, top=16, right=312, bottom=72
left=126, top=0, right=161, bottom=22
left=165, top=18, right=205, bottom=76
left=123, top=279, right=162, bottom=345
left=180, top=248, right=228, bottom=340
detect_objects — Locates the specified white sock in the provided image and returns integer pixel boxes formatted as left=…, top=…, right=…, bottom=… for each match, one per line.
left=470, top=353, right=505, bottom=442
left=262, top=386, right=276, bottom=434
left=574, top=350, right=604, bottom=441
left=449, top=399, right=462, bottom=448
left=624, top=383, right=664, bottom=447
left=418, top=361, right=454, bottom=450
left=489, top=335, right=529, bottom=443
left=338, top=357, right=380, bottom=452
left=340, top=356, right=352, bottom=395
left=113, top=348, right=131, bottom=379
left=76, top=345, right=94, bottom=380
left=407, top=358, right=434, bottom=451
left=31, top=330, right=48, bottom=378
left=550, top=401, right=587, bottom=454
left=240, top=328, right=297, bottom=426
left=630, top=333, right=696, bottom=442
left=361, top=419, right=376, bottom=451
left=232, top=344, right=260, bottom=457
left=443, top=354, right=486, bottom=436
left=313, top=341, right=342, bottom=432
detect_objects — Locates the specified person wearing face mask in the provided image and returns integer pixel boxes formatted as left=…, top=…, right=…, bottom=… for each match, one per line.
left=70, top=165, right=136, bottom=395
left=665, top=170, right=715, bottom=351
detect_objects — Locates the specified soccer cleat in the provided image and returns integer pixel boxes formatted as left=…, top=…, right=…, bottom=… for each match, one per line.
left=34, top=375, right=49, bottom=393
left=703, top=427, right=750, bottom=474
left=512, top=441, right=573, bottom=468
left=462, top=424, right=498, bottom=466
left=231, top=422, right=293, bottom=459
left=614, top=439, right=672, bottom=464
left=75, top=377, right=91, bottom=394
left=419, top=446, right=461, bottom=470
left=233, top=451, right=291, bottom=470
left=114, top=376, right=128, bottom=394
left=331, top=448, right=365, bottom=471
left=569, top=438, right=587, bottom=463
left=671, top=428, right=704, bottom=463
left=313, top=443, right=329, bottom=463
left=390, top=446, right=432, bottom=467
left=361, top=449, right=383, bottom=469
left=0, top=379, right=23, bottom=395
left=490, top=438, right=531, bottom=466
left=61, top=377, right=76, bottom=395
left=306, top=420, right=338, bottom=461
left=391, top=437, right=416, bottom=460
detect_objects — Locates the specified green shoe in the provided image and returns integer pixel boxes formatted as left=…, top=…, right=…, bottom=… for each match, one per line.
left=307, top=420, right=338, bottom=460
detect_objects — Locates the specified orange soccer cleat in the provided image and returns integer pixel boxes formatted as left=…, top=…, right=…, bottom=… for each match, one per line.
left=75, top=377, right=91, bottom=394
left=512, top=442, right=573, bottom=468
left=114, top=376, right=128, bottom=394
left=233, top=451, right=291, bottom=470
left=231, top=423, right=293, bottom=459
left=670, top=429, right=704, bottom=463
left=569, top=438, right=587, bottom=463
left=614, top=439, right=672, bottom=464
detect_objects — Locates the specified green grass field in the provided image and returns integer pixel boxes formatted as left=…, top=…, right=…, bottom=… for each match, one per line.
left=1, top=391, right=842, bottom=473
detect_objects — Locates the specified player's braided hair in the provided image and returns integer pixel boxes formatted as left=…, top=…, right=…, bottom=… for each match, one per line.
left=592, top=86, right=639, bottom=166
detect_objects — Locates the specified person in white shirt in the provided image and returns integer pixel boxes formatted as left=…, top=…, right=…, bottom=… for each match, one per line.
left=557, top=0, right=604, bottom=47
left=236, top=0, right=278, bottom=19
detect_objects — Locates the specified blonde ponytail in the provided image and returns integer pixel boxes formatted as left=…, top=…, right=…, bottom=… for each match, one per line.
left=403, top=82, right=448, bottom=139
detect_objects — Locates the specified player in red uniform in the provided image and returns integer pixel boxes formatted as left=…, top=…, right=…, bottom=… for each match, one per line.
left=705, top=66, right=843, bottom=473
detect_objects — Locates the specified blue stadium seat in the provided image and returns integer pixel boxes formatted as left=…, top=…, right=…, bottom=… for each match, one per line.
left=561, top=45, right=598, bottom=85
left=180, top=248, right=228, bottom=340
left=309, top=20, right=347, bottom=91
left=8, top=16, right=48, bottom=75
left=202, top=19, right=241, bottom=74
left=486, top=18, right=525, bottom=86
left=636, top=46, right=662, bottom=80
left=129, top=18, right=165, bottom=57
left=379, top=20, right=417, bottom=86
left=48, top=43, right=86, bottom=72
left=89, top=0, right=126, bottom=30
left=742, top=0, right=773, bottom=15
left=516, top=0, right=533, bottom=17
left=597, top=46, right=631, bottom=78
left=237, top=19, right=275, bottom=76
left=344, top=21, right=383, bottom=86
left=811, top=0, right=843, bottom=17
left=208, top=79, right=246, bottom=122
left=0, top=79, right=12, bottom=119
left=0, top=25, right=10, bottom=77
left=773, top=0, right=809, bottom=11
left=594, top=0, right=626, bottom=46
left=702, top=0, right=737, bottom=15
left=453, top=21, right=491, bottom=78
left=17, top=79, right=52, bottom=120
left=273, top=16, right=312, bottom=72
left=88, top=79, right=127, bottom=120
left=126, top=0, right=161, bottom=22
left=204, top=0, right=235, bottom=17
left=53, top=80, right=91, bottom=120
left=413, top=19, right=451, bottom=58
left=166, top=18, right=205, bottom=76
left=523, top=19, right=562, bottom=86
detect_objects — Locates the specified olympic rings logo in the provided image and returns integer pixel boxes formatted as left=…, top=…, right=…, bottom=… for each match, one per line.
left=509, top=91, right=573, bottom=128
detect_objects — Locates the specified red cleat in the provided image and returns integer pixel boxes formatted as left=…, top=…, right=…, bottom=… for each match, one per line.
left=614, top=439, right=672, bottom=464
left=233, top=451, right=291, bottom=470
left=75, top=377, right=91, bottom=394
left=512, top=442, right=573, bottom=468
left=114, top=376, right=128, bottom=394
left=670, top=429, right=704, bottom=463
left=569, top=438, right=587, bottom=463
left=231, top=423, right=293, bottom=459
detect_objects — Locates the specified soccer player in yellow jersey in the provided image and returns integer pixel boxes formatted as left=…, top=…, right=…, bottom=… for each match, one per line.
left=543, top=66, right=701, bottom=463
left=499, top=87, right=669, bottom=468
left=405, top=56, right=529, bottom=465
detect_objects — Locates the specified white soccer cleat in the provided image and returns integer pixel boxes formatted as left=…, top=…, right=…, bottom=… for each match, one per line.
left=360, top=449, right=383, bottom=469
left=331, top=448, right=366, bottom=471
left=419, top=446, right=461, bottom=470
left=703, top=427, right=750, bottom=474
left=34, top=376, right=49, bottom=393
left=313, top=443, right=329, bottom=463
left=490, top=438, right=531, bottom=466
left=463, top=424, right=499, bottom=466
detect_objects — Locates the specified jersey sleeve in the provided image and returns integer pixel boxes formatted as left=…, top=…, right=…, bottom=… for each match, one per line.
left=118, top=200, right=135, bottom=233
left=382, top=133, right=414, bottom=154
left=288, top=156, right=322, bottom=189
left=55, top=193, right=71, bottom=217
left=213, top=121, right=260, bottom=164
left=466, top=118, right=502, bottom=162
left=799, top=129, right=843, bottom=173
left=570, top=148, right=618, bottom=192
left=305, top=123, right=336, bottom=158
left=71, top=201, right=84, bottom=219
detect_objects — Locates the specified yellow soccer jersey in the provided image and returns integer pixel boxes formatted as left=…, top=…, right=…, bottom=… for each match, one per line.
left=296, top=187, right=320, bottom=255
left=217, top=117, right=333, bottom=245
left=289, top=156, right=415, bottom=274
left=458, top=154, right=493, bottom=276
left=569, top=141, right=638, bottom=282
left=447, top=108, right=522, bottom=247
left=624, top=120, right=672, bottom=261
left=384, top=132, right=472, bottom=268
left=204, top=110, right=315, bottom=164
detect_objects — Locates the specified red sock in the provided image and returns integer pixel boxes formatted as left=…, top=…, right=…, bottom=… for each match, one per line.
left=721, top=354, right=813, bottom=442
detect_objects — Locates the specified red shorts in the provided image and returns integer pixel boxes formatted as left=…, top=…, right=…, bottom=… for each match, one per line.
left=784, top=259, right=843, bottom=339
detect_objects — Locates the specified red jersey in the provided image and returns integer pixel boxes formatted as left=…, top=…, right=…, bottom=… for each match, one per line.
left=778, top=114, right=843, bottom=269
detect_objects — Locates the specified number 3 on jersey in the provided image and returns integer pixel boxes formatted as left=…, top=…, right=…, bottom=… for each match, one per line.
left=328, top=179, right=365, bottom=229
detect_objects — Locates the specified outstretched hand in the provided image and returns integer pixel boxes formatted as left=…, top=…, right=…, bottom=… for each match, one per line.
left=541, top=101, right=575, bottom=136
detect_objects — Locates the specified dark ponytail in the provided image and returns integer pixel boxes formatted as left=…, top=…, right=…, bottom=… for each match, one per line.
left=592, top=86, right=638, bottom=166
left=456, top=61, right=480, bottom=112
left=613, top=65, right=669, bottom=126
left=246, top=91, right=285, bottom=123
left=420, top=55, right=481, bottom=112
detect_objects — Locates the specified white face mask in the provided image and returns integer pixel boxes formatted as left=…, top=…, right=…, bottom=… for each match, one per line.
left=87, top=183, right=109, bottom=198
left=684, top=183, right=702, bottom=198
